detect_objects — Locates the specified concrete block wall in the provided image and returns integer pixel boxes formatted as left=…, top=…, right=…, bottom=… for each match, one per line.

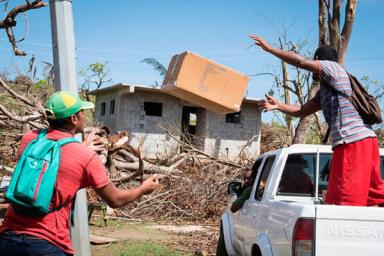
left=203, top=102, right=261, bottom=158
left=118, top=91, right=183, bottom=158
left=94, top=87, right=261, bottom=160
left=94, top=91, right=119, bottom=129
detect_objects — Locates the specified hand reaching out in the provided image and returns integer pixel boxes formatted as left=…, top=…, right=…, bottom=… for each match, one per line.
left=256, top=95, right=280, bottom=112
left=141, top=174, right=159, bottom=195
left=249, top=35, right=272, bottom=52
left=83, top=128, right=106, bottom=153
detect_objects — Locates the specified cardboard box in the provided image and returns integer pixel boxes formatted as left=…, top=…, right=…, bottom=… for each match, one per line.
left=162, top=51, right=249, bottom=113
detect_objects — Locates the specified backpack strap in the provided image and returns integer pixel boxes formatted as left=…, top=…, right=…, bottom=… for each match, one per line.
left=37, top=128, right=48, bottom=139
left=322, top=127, right=330, bottom=144
left=47, top=137, right=79, bottom=213
left=49, top=196, right=74, bottom=213
left=322, top=81, right=352, bottom=101
left=57, top=137, right=79, bottom=147
left=37, top=130, right=79, bottom=146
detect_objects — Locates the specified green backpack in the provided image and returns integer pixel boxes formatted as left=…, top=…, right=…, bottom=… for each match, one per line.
left=6, top=129, right=79, bottom=216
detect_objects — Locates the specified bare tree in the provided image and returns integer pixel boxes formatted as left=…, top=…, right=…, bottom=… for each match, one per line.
left=254, top=25, right=323, bottom=145
left=0, top=0, right=47, bottom=56
left=321, top=0, right=358, bottom=65
left=293, top=0, right=358, bottom=143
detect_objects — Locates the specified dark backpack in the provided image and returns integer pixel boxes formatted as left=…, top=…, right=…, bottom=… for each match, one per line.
left=322, top=73, right=382, bottom=143
left=346, top=73, right=382, bottom=125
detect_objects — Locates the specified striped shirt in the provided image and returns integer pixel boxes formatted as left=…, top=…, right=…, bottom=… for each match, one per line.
left=314, top=60, right=376, bottom=148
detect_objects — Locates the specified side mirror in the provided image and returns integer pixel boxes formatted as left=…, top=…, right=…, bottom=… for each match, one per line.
left=227, top=181, right=243, bottom=196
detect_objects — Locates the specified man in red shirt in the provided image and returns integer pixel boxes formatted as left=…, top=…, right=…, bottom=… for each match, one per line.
left=0, top=91, right=159, bottom=256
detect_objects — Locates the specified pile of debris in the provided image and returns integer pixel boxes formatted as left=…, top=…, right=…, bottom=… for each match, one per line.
left=0, top=124, right=251, bottom=222
left=84, top=126, right=250, bottom=221
left=0, top=125, right=250, bottom=221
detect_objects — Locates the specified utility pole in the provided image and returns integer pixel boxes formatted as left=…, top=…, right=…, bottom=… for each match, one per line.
left=49, top=1, right=90, bottom=256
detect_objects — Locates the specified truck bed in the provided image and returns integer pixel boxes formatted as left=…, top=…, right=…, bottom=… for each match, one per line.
left=316, top=205, right=384, bottom=256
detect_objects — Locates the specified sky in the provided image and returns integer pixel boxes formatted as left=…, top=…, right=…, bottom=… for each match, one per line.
left=0, top=0, right=383, bottom=119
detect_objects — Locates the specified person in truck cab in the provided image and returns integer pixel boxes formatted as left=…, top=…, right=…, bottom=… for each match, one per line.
left=278, top=155, right=313, bottom=195
left=231, top=169, right=255, bottom=213
left=250, top=34, right=384, bottom=206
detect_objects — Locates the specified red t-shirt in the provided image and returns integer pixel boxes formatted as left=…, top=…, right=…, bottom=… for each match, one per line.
left=0, top=129, right=110, bottom=254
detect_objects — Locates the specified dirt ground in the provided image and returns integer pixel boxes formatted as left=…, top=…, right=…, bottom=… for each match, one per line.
left=90, top=219, right=220, bottom=256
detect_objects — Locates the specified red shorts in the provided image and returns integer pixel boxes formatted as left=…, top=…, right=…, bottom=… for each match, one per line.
left=326, top=137, right=384, bottom=206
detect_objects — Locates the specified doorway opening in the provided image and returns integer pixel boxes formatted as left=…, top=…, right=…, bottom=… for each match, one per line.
left=181, top=106, right=197, bottom=146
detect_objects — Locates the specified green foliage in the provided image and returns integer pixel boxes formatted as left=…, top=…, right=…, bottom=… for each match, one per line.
left=304, top=125, right=324, bottom=145
left=33, top=79, right=48, bottom=88
left=0, top=93, right=20, bottom=112
left=79, top=62, right=112, bottom=90
left=89, top=63, right=106, bottom=74
left=375, top=129, right=384, bottom=147
left=32, top=80, right=55, bottom=96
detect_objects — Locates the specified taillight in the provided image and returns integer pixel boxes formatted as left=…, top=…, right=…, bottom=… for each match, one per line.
left=292, top=218, right=314, bottom=256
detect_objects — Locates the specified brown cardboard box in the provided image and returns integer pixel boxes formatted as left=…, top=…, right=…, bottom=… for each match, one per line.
left=162, top=51, right=249, bottom=113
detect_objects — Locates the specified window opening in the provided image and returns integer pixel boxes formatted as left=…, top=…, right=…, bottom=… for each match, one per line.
left=100, top=102, right=106, bottom=116
left=110, top=100, right=115, bottom=114
left=226, top=111, right=241, bottom=124
left=144, top=102, right=162, bottom=117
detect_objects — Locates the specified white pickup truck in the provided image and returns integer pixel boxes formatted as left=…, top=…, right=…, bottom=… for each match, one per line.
left=217, top=144, right=384, bottom=256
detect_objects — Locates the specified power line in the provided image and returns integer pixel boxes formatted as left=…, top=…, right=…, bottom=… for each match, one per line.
left=0, top=46, right=270, bottom=62
left=1, top=39, right=384, bottom=62
left=0, top=39, right=259, bottom=55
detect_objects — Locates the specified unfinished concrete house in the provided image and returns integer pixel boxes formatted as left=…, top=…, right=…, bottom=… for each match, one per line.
left=90, top=84, right=261, bottom=159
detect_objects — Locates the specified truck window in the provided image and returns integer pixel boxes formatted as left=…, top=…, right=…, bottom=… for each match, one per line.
left=277, top=153, right=331, bottom=196
left=380, top=156, right=384, bottom=178
left=251, top=158, right=263, bottom=178
left=255, top=155, right=275, bottom=200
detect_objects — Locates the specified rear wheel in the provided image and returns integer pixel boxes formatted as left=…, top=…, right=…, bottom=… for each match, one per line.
left=216, top=226, right=229, bottom=256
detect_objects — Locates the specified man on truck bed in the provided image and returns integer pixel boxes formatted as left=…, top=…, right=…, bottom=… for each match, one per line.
left=250, top=35, right=384, bottom=206
left=0, top=91, right=159, bottom=256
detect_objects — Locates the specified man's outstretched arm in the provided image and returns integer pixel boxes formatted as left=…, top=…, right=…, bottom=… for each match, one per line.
left=249, top=35, right=320, bottom=73
left=257, top=95, right=320, bottom=118
left=95, top=175, right=159, bottom=208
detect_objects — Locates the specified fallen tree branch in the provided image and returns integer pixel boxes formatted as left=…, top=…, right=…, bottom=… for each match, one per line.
left=0, top=0, right=47, bottom=56
left=114, top=161, right=182, bottom=175
left=0, top=104, right=42, bottom=123
left=0, top=165, right=13, bottom=174
left=0, top=77, right=43, bottom=110
left=164, top=129, right=244, bottom=169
